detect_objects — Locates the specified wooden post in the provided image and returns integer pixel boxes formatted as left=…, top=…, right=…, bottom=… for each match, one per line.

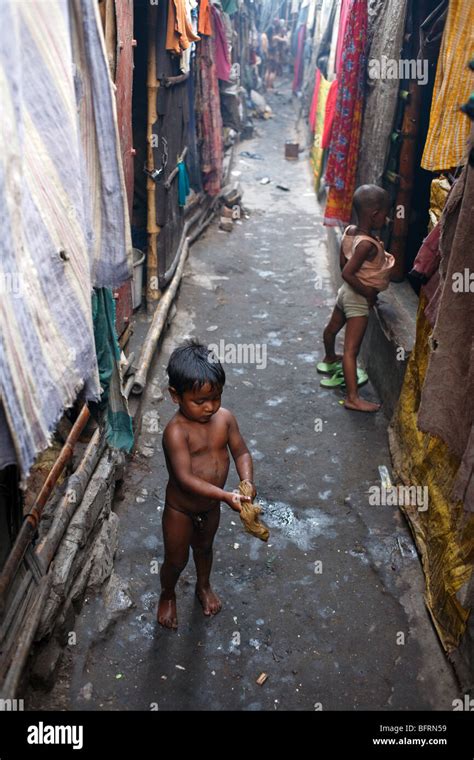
left=389, top=82, right=422, bottom=281
left=146, top=2, right=161, bottom=311
left=389, top=0, right=429, bottom=282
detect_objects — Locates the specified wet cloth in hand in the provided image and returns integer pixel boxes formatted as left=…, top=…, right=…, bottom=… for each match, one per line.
left=238, top=480, right=269, bottom=542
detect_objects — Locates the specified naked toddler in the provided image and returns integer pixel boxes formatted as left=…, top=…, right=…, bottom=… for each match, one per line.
left=158, top=340, right=255, bottom=630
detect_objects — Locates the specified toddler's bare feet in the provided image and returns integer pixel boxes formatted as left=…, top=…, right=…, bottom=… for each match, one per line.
left=195, top=585, right=222, bottom=617
left=157, top=592, right=178, bottom=630
left=344, top=397, right=380, bottom=413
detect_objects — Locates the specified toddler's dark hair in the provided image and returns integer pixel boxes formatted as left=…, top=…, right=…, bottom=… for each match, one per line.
left=167, top=339, right=226, bottom=395
left=353, top=184, right=389, bottom=218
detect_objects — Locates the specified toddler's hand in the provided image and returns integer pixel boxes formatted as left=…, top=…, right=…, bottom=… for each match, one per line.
left=223, top=491, right=251, bottom=512
left=241, top=479, right=257, bottom=500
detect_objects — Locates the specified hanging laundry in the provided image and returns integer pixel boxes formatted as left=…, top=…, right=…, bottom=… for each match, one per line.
left=221, top=0, right=238, bottom=15
left=90, top=289, right=134, bottom=453
left=198, top=0, right=213, bottom=36
left=0, top=0, right=132, bottom=481
left=310, top=73, right=332, bottom=192
left=309, top=70, right=321, bottom=131
left=315, top=0, right=338, bottom=80
left=421, top=0, right=474, bottom=172
left=357, top=0, right=409, bottom=186
left=418, top=145, right=474, bottom=510
left=180, top=0, right=199, bottom=73
left=166, top=0, right=200, bottom=56
left=334, top=0, right=350, bottom=75
left=321, top=79, right=338, bottom=149
left=410, top=224, right=442, bottom=328
left=292, top=23, right=306, bottom=94
left=324, top=0, right=368, bottom=226
left=211, top=4, right=231, bottom=81
left=418, top=0, right=449, bottom=66
left=411, top=224, right=442, bottom=282
left=196, top=34, right=224, bottom=195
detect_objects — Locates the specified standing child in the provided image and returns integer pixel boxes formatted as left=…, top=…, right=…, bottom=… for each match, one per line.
left=321, top=185, right=395, bottom=412
left=158, top=341, right=256, bottom=630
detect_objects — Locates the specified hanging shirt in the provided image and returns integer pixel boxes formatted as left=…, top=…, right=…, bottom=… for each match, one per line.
left=198, top=0, right=213, bottom=35
left=180, top=0, right=198, bottom=72
left=211, top=5, right=231, bottom=81
left=166, top=0, right=200, bottom=56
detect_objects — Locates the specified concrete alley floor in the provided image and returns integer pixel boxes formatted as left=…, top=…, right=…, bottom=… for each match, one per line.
left=29, top=85, right=459, bottom=711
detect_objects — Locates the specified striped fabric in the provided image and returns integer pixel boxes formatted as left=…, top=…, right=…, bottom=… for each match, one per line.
left=0, top=0, right=132, bottom=481
left=421, top=0, right=474, bottom=172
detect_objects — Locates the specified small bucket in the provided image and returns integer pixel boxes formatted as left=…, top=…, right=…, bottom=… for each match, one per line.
left=132, top=248, right=145, bottom=310
left=285, top=141, right=299, bottom=160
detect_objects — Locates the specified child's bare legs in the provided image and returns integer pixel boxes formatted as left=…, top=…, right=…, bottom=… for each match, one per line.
left=343, top=316, right=380, bottom=413
left=192, top=507, right=221, bottom=616
left=158, top=507, right=192, bottom=629
left=322, top=304, right=345, bottom=363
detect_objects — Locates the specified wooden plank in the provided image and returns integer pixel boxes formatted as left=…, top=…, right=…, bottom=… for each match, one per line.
left=114, top=0, right=134, bottom=332
left=115, top=0, right=134, bottom=212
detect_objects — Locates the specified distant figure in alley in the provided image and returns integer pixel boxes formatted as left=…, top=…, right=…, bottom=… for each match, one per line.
left=321, top=185, right=395, bottom=412
left=158, top=341, right=256, bottom=629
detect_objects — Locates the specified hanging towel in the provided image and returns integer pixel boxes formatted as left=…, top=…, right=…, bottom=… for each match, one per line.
left=177, top=160, right=190, bottom=206
left=90, top=289, right=134, bottom=453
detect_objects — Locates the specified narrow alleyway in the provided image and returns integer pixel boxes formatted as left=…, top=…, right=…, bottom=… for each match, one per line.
left=29, top=86, right=458, bottom=711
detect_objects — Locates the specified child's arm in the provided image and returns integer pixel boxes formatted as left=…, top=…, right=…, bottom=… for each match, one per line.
left=163, top=426, right=249, bottom=511
left=226, top=411, right=256, bottom=499
left=342, top=241, right=379, bottom=305
left=339, top=246, right=347, bottom=272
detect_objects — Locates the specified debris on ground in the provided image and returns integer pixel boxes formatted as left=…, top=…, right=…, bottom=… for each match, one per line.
left=240, top=151, right=264, bottom=160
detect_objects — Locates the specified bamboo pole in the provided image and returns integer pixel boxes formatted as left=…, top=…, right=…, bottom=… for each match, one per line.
left=133, top=238, right=190, bottom=394
left=35, top=427, right=106, bottom=573
left=131, top=196, right=219, bottom=395
left=0, top=572, right=53, bottom=699
left=146, top=2, right=160, bottom=312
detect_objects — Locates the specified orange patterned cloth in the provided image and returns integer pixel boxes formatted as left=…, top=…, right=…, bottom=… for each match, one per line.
left=166, top=0, right=200, bottom=55
left=198, top=0, right=212, bottom=36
